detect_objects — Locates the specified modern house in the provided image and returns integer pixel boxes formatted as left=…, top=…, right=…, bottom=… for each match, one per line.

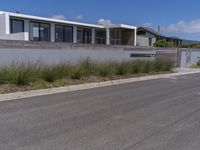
left=0, top=11, right=137, bottom=46
left=136, top=27, right=182, bottom=47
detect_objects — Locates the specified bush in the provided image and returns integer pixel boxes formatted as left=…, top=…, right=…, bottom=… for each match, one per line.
left=97, top=61, right=118, bottom=77
left=154, top=39, right=175, bottom=48
left=39, top=62, right=73, bottom=82
left=70, top=67, right=83, bottom=80
left=0, top=62, right=37, bottom=86
left=116, top=61, right=131, bottom=75
left=196, top=60, right=200, bottom=66
left=153, top=59, right=172, bottom=72
left=0, top=58, right=173, bottom=86
left=78, top=58, right=95, bottom=76
left=140, top=61, right=153, bottom=73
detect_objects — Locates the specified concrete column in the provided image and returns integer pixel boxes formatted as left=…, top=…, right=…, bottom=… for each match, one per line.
left=134, top=28, right=137, bottom=46
left=73, top=26, right=77, bottom=43
left=24, top=20, right=29, bottom=41
left=91, top=28, right=95, bottom=44
left=5, top=13, right=10, bottom=34
left=106, top=28, right=110, bottom=45
left=50, top=23, right=55, bottom=42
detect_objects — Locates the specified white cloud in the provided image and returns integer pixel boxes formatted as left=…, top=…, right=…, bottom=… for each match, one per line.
left=143, top=22, right=153, bottom=27
left=97, top=19, right=113, bottom=27
left=75, top=15, right=83, bottom=20
left=51, top=14, right=67, bottom=20
left=163, top=19, right=200, bottom=34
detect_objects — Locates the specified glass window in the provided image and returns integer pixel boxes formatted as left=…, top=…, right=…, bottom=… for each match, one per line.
left=29, top=22, right=40, bottom=41
left=110, top=29, right=121, bottom=45
left=29, top=22, right=50, bottom=42
left=149, top=38, right=152, bottom=46
left=64, top=26, right=73, bottom=43
left=55, top=25, right=73, bottom=43
left=40, top=23, right=50, bottom=41
left=10, top=19, right=24, bottom=33
left=55, top=25, right=64, bottom=42
left=77, top=28, right=91, bottom=44
left=95, top=29, right=106, bottom=44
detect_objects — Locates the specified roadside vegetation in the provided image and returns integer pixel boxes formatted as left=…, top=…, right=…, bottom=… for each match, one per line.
left=0, top=58, right=173, bottom=94
left=183, top=43, right=200, bottom=49
left=191, top=59, right=200, bottom=68
left=154, top=39, right=176, bottom=48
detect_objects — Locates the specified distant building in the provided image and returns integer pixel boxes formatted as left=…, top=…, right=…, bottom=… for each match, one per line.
left=137, top=27, right=182, bottom=47
left=0, top=11, right=137, bottom=46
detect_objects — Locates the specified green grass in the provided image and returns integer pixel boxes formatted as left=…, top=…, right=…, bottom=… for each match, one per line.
left=190, top=59, right=200, bottom=68
left=0, top=62, right=38, bottom=86
left=0, top=58, right=173, bottom=87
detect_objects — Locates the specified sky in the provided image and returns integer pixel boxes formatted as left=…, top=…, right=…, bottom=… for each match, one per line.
left=1, top=0, right=200, bottom=40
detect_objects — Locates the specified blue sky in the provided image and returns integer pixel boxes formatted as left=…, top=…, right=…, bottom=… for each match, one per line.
left=1, top=0, right=200, bottom=40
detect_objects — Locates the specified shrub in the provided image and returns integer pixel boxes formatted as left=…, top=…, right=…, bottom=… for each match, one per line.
left=153, top=59, right=172, bottom=72
left=0, top=62, right=37, bottom=86
left=140, top=61, right=153, bottom=73
left=70, top=67, right=83, bottom=80
left=78, top=58, right=95, bottom=76
left=40, top=66, right=58, bottom=83
left=0, top=58, right=173, bottom=86
left=130, top=60, right=142, bottom=74
left=196, top=60, right=200, bottom=66
left=97, top=61, right=118, bottom=77
left=116, top=61, right=131, bottom=75
left=154, top=39, right=175, bottom=48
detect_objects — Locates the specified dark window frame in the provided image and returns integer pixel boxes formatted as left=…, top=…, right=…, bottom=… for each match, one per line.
left=29, top=21, right=51, bottom=42
left=55, top=24, right=73, bottom=43
left=77, top=27, right=92, bottom=44
left=10, top=19, right=24, bottom=33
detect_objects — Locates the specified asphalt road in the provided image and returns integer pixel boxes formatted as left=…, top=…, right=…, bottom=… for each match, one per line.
left=0, top=73, right=200, bottom=150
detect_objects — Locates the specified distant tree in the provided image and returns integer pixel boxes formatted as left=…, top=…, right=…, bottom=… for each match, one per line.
left=183, top=44, right=200, bottom=49
left=154, top=39, right=175, bottom=48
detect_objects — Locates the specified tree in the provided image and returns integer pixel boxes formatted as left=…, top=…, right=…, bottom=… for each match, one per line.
left=154, top=39, right=175, bottom=47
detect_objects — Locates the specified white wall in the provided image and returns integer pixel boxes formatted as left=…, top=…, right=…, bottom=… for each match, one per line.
left=0, top=13, right=7, bottom=36
left=0, top=13, right=28, bottom=41
left=1, top=32, right=29, bottom=41
left=137, top=36, right=156, bottom=47
left=180, top=50, right=200, bottom=67
left=0, top=48, right=156, bottom=65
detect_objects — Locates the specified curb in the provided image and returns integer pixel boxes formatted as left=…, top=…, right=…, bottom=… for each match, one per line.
left=0, top=71, right=200, bottom=102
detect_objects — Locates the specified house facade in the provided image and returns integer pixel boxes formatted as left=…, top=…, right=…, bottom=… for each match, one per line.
left=0, top=11, right=137, bottom=46
left=136, top=27, right=182, bottom=47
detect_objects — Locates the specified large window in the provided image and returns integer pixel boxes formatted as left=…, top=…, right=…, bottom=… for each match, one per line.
left=95, top=29, right=106, bottom=44
left=55, top=25, right=73, bottom=43
left=110, top=29, right=121, bottom=45
left=10, top=19, right=24, bottom=33
left=29, top=22, right=50, bottom=42
left=77, top=28, right=91, bottom=44
left=55, top=25, right=64, bottom=42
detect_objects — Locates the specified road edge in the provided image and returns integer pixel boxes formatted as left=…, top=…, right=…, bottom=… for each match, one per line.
left=0, top=71, right=200, bottom=102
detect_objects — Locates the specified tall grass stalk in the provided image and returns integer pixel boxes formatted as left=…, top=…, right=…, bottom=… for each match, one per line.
left=0, top=58, right=173, bottom=86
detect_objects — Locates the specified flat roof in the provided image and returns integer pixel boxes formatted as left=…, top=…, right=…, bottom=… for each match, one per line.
left=0, top=11, right=137, bottom=30
left=4, top=11, right=104, bottom=28
left=108, top=24, right=137, bottom=30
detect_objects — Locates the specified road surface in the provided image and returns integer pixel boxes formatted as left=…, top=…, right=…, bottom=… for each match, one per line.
left=0, top=73, right=200, bottom=150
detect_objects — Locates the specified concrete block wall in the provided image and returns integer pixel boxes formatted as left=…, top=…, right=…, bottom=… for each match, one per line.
left=0, top=39, right=180, bottom=66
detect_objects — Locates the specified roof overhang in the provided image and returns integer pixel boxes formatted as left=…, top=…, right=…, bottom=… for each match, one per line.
left=108, top=24, right=137, bottom=30
left=4, top=11, right=104, bottom=29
